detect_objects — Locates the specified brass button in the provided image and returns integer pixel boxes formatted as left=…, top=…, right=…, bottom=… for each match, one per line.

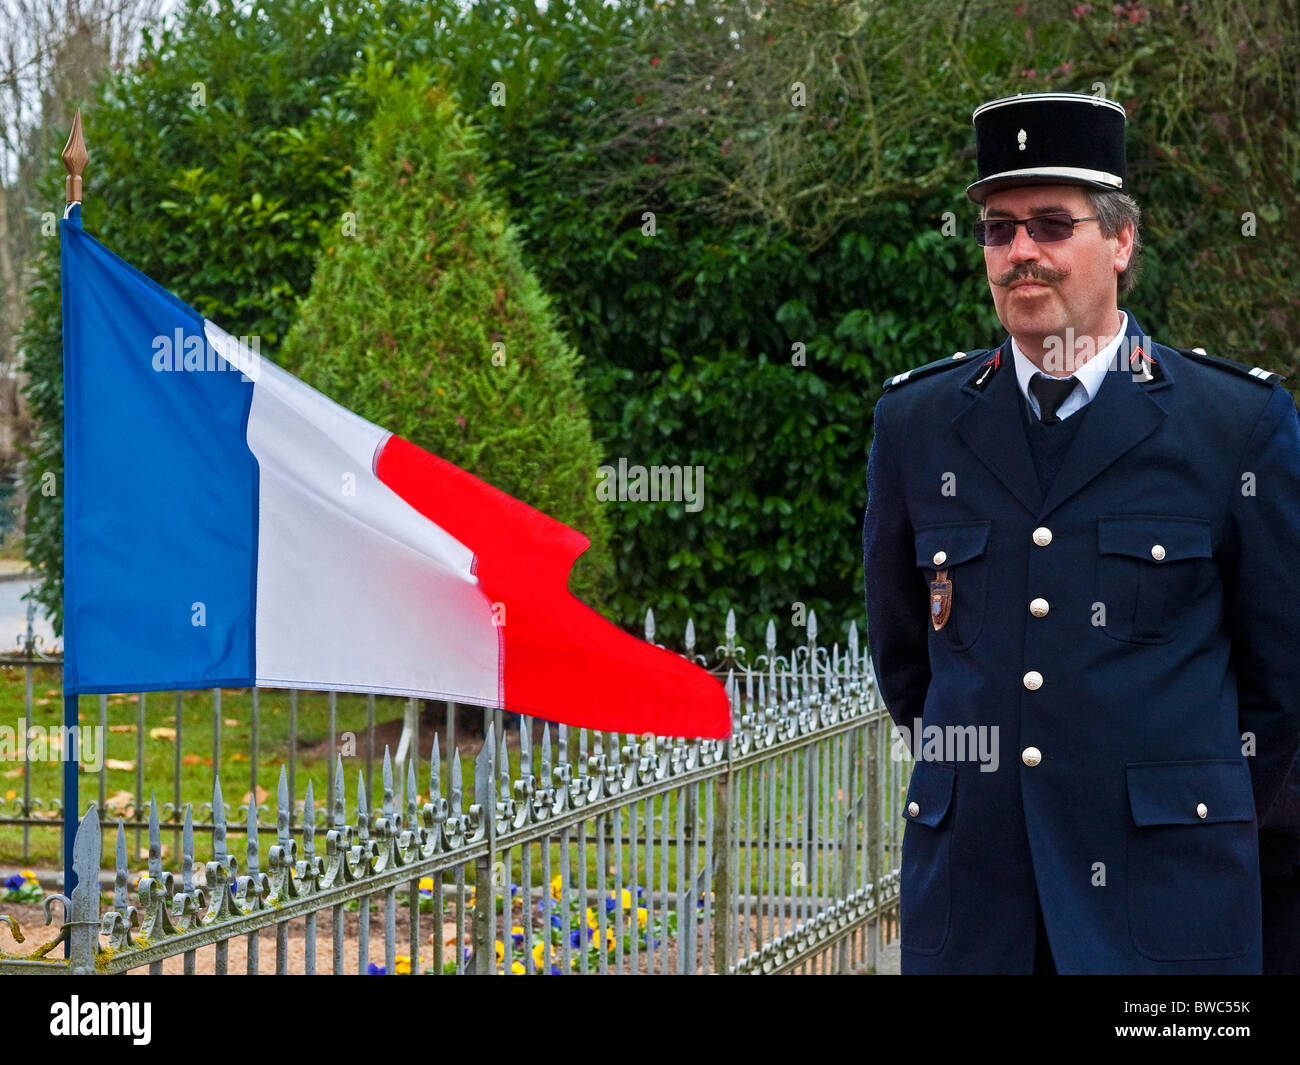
left=1023, top=670, right=1043, bottom=690
left=1029, top=597, right=1049, bottom=617
left=1032, top=526, right=1052, bottom=547
left=933, top=550, right=947, bottom=566
left=1196, top=802, right=1207, bottom=819
left=1151, top=544, right=1165, bottom=561
left=1022, top=746, right=1042, bottom=767
left=907, top=801, right=920, bottom=818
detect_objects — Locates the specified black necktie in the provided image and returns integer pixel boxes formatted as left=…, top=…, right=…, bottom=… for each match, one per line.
left=1029, top=373, right=1078, bottom=425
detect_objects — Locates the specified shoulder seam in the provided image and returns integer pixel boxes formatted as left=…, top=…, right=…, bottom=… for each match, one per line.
left=882, top=349, right=989, bottom=392
left=1176, top=346, right=1286, bottom=387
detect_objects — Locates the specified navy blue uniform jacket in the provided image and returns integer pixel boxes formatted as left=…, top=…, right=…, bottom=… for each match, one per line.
left=862, top=310, right=1300, bottom=973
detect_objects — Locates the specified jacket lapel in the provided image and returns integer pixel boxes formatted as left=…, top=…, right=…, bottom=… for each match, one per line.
left=951, top=311, right=1172, bottom=519
left=952, top=339, right=1044, bottom=516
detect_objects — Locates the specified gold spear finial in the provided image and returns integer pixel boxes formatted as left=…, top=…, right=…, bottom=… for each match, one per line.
left=62, top=109, right=88, bottom=204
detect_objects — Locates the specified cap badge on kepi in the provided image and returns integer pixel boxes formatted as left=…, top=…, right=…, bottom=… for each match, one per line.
left=1017, top=128, right=1027, bottom=150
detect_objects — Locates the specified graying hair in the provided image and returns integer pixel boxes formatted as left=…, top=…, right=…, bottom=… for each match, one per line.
left=1083, top=188, right=1143, bottom=298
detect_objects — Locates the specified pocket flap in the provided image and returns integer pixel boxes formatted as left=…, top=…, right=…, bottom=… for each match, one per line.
left=904, top=761, right=956, bottom=827
left=1126, top=759, right=1255, bottom=826
left=914, top=521, right=991, bottom=568
left=1099, top=515, right=1211, bottom=562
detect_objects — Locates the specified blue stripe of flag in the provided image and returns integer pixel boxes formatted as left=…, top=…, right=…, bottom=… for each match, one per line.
left=61, top=212, right=259, bottom=693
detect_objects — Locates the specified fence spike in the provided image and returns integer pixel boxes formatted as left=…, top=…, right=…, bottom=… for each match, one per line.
left=405, top=759, right=417, bottom=828
left=519, top=716, right=531, bottom=776
left=303, top=780, right=316, bottom=860
left=766, top=617, right=776, bottom=654
left=382, top=745, right=394, bottom=820
left=430, top=733, right=441, bottom=798
left=497, top=725, right=510, bottom=798
left=474, top=725, right=492, bottom=812
left=277, top=764, right=290, bottom=847
left=685, top=616, right=696, bottom=653
left=148, top=790, right=161, bottom=880
left=182, top=804, right=195, bottom=893
left=68, top=806, right=101, bottom=973
left=450, top=747, right=463, bottom=811
left=246, top=793, right=260, bottom=876
left=113, top=818, right=129, bottom=911
left=212, top=777, right=228, bottom=863
left=541, top=723, right=552, bottom=778
left=333, top=754, right=346, bottom=829
left=644, top=607, right=655, bottom=642
left=808, top=609, right=818, bottom=643
left=357, top=769, right=370, bottom=841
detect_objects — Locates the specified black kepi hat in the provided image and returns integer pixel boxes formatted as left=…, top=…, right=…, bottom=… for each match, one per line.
left=966, top=91, right=1127, bottom=204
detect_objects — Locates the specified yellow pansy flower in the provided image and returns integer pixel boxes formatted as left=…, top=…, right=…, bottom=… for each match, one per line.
left=395, top=955, right=411, bottom=975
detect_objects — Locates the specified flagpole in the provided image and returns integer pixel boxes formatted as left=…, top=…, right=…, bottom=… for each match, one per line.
left=61, top=109, right=86, bottom=909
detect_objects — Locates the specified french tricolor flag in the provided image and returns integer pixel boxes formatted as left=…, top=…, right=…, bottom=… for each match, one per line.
left=59, top=208, right=729, bottom=739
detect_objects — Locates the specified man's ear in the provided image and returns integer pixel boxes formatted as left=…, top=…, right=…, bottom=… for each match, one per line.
left=1114, top=220, right=1135, bottom=273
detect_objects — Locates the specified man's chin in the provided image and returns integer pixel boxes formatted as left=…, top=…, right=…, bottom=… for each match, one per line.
left=1003, top=302, right=1064, bottom=344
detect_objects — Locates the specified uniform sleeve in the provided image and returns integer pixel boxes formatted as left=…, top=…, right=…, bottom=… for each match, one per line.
left=1224, top=385, right=1300, bottom=831
left=1259, top=749, right=1300, bottom=874
left=862, top=396, right=931, bottom=731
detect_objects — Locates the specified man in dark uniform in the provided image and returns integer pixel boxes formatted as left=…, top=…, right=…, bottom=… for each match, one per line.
left=862, top=91, right=1300, bottom=974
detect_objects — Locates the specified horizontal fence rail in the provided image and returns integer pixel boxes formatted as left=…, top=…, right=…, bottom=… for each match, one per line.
left=0, top=610, right=909, bottom=974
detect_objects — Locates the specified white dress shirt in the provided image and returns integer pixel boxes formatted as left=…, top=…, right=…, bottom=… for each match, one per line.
left=1012, top=311, right=1129, bottom=422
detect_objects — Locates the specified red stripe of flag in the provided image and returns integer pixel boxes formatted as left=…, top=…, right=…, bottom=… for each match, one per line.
left=375, top=435, right=731, bottom=738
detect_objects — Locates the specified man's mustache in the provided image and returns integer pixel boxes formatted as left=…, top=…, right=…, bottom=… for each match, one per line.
left=994, top=265, right=1069, bottom=287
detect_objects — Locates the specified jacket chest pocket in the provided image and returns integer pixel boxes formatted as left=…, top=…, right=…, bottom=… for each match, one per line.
left=914, top=521, right=991, bottom=652
left=1096, top=515, right=1212, bottom=644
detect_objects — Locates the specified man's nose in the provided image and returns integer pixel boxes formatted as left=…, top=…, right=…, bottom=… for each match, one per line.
left=1006, top=221, right=1041, bottom=262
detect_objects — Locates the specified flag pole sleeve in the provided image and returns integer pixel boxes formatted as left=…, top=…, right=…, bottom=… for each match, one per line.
left=61, top=108, right=87, bottom=914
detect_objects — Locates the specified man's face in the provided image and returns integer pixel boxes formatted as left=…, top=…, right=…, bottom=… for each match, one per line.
left=981, top=184, right=1133, bottom=361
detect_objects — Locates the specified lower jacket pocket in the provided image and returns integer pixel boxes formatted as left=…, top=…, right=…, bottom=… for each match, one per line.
left=1125, top=759, right=1258, bottom=961
left=900, top=761, right=956, bottom=955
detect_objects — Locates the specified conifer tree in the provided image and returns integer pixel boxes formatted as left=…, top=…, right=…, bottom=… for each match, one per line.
left=282, top=63, right=613, bottom=604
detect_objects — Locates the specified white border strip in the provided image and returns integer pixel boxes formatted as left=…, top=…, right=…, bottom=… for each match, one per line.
left=973, top=93, right=1127, bottom=119
left=974, top=165, right=1123, bottom=187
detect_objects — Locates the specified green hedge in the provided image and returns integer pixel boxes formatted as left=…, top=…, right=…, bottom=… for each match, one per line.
left=20, top=0, right=1297, bottom=657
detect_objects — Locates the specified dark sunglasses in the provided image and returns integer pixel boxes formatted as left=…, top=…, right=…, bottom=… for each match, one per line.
left=973, top=213, right=1099, bottom=247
